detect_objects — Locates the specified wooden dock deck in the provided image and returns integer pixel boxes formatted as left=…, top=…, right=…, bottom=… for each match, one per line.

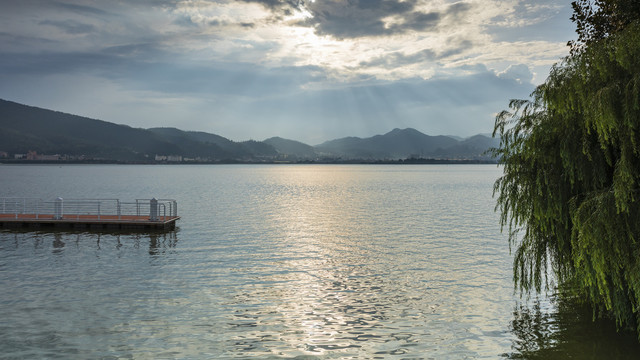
left=0, top=198, right=180, bottom=231
left=0, top=214, right=180, bottom=230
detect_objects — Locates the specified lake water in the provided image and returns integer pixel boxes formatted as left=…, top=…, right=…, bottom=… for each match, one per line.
left=1, top=164, right=639, bottom=358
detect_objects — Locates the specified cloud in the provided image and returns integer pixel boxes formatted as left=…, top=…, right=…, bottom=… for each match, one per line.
left=0, top=0, right=570, bottom=83
left=39, top=19, right=96, bottom=35
left=359, top=36, right=475, bottom=68
left=0, top=0, right=575, bottom=144
left=359, top=49, right=437, bottom=69
left=300, top=0, right=458, bottom=39
left=242, top=0, right=474, bottom=39
left=240, top=0, right=302, bottom=10
left=215, top=65, right=536, bottom=143
left=497, top=64, right=533, bottom=84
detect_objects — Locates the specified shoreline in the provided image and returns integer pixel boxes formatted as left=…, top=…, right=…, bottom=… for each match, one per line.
left=0, top=158, right=498, bottom=165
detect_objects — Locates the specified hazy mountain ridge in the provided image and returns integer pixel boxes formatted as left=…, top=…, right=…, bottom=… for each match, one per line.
left=264, top=137, right=317, bottom=160
left=0, top=99, right=180, bottom=160
left=148, top=127, right=278, bottom=159
left=0, top=99, right=497, bottom=162
left=313, top=128, right=498, bottom=160
left=315, top=128, right=464, bottom=159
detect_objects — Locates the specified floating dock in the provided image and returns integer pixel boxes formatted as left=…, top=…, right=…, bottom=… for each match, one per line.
left=0, top=198, right=179, bottom=230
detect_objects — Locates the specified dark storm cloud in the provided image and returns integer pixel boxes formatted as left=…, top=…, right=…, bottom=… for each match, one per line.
left=302, top=0, right=439, bottom=38
left=245, top=0, right=473, bottom=39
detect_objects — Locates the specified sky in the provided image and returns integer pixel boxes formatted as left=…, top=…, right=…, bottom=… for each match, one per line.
left=0, top=0, right=576, bottom=144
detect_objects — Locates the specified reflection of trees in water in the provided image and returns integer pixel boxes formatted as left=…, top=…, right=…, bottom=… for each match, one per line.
left=506, top=299, right=557, bottom=358
left=506, top=296, right=640, bottom=359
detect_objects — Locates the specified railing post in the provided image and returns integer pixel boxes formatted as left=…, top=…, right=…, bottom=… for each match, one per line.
left=150, top=198, right=158, bottom=221
left=54, top=197, right=63, bottom=220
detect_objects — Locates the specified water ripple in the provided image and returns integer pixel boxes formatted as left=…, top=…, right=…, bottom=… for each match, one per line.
left=2, top=165, right=639, bottom=358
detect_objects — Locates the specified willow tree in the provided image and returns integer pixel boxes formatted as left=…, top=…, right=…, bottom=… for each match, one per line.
left=493, top=0, right=640, bottom=335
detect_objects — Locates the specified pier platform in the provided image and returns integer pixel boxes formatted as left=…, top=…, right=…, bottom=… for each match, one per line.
left=0, top=198, right=179, bottom=231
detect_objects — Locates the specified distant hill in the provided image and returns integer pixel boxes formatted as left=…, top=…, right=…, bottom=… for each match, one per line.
left=0, top=99, right=179, bottom=160
left=148, top=127, right=277, bottom=159
left=0, top=99, right=274, bottom=161
left=314, top=128, right=494, bottom=160
left=264, top=137, right=318, bottom=159
left=149, top=127, right=236, bottom=150
left=431, top=134, right=500, bottom=159
left=0, top=99, right=498, bottom=162
left=146, top=127, right=233, bottom=159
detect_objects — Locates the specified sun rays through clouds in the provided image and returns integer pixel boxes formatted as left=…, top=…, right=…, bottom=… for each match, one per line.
left=0, top=0, right=574, bottom=143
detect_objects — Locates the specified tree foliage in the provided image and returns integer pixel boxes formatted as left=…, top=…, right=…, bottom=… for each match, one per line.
left=569, top=0, right=640, bottom=54
left=493, top=3, right=640, bottom=335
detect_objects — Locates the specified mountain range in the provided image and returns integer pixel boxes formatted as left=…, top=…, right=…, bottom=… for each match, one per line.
left=0, top=99, right=498, bottom=162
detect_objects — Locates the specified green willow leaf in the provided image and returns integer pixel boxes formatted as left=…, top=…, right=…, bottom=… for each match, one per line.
left=493, top=21, right=640, bottom=337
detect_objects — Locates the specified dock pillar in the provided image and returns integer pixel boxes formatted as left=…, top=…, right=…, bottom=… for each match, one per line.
left=150, top=198, right=158, bottom=221
left=54, top=197, right=63, bottom=220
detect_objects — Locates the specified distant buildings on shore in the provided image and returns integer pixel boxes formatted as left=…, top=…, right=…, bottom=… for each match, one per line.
left=0, top=150, right=496, bottom=164
left=3, top=151, right=90, bottom=162
left=1, top=150, right=207, bottom=163
left=12, top=151, right=62, bottom=161
left=154, top=154, right=183, bottom=162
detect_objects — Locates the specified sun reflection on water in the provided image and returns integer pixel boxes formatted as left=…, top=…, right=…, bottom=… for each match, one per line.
left=9, top=165, right=638, bottom=358
left=219, top=166, right=499, bottom=357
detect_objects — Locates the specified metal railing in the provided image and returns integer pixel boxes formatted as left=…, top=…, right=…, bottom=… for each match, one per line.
left=0, top=197, right=178, bottom=221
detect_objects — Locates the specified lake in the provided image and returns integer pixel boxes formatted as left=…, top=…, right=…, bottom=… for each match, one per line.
left=1, top=164, right=638, bottom=358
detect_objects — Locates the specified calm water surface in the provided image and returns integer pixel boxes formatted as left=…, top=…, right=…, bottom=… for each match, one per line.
left=0, top=164, right=638, bottom=359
